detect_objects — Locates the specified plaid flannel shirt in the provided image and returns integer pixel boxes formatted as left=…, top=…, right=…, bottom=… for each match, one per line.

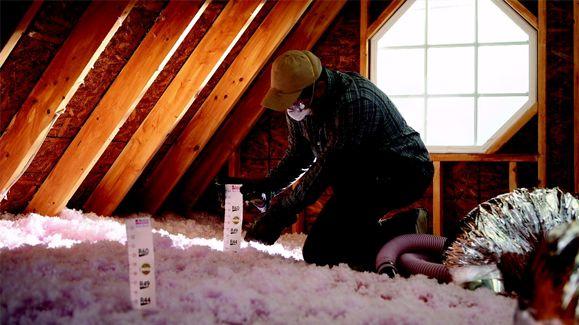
left=264, top=68, right=430, bottom=215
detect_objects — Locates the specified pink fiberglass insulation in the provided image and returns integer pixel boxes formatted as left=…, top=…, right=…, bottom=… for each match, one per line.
left=0, top=209, right=516, bottom=324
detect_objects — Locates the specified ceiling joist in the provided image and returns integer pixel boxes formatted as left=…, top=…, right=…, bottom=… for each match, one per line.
left=26, top=0, right=207, bottom=216
left=0, top=0, right=134, bottom=202
left=140, top=0, right=313, bottom=214
left=83, top=0, right=265, bottom=216
left=181, top=0, right=347, bottom=209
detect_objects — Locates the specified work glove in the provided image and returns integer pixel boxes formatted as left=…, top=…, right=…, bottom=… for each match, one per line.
left=215, top=176, right=272, bottom=211
left=244, top=204, right=296, bottom=245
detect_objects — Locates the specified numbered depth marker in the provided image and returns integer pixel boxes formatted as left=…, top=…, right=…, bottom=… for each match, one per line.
left=126, top=217, right=157, bottom=309
left=224, top=184, right=243, bottom=252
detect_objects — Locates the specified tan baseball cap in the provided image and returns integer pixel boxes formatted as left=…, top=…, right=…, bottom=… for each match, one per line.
left=262, top=50, right=322, bottom=111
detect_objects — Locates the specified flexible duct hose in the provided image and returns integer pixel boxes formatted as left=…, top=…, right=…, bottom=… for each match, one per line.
left=375, top=234, right=450, bottom=281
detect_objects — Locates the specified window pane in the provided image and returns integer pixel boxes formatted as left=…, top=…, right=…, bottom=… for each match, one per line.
left=478, top=45, right=529, bottom=93
left=378, top=0, right=425, bottom=47
left=478, top=0, right=529, bottom=43
left=477, top=96, right=527, bottom=145
left=428, top=0, right=475, bottom=45
left=377, top=49, right=424, bottom=95
left=390, top=97, right=425, bottom=140
left=427, top=97, right=474, bottom=145
left=427, top=47, right=474, bottom=94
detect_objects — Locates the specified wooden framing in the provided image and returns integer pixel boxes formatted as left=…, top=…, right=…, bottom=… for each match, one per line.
left=27, top=1, right=206, bottom=216
left=228, top=149, right=242, bottom=178
left=359, top=0, right=368, bottom=77
left=484, top=103, right=537, bottom=153
left=180, top=0, right=346, bottom=209
left=538, top=0, right=547, bottom=187
left=0, top=1, right=133, bottom=201
left=0, top=0, right=43, bottom=68
left=430, top=153, right=537, bottom=162
left=140, top=0, right=312, bottom=213
left=575, top=0, right=579, bottom=193
left=366, top=0, right=405, bottom=40
left=509, top=162, right=518, bottom=191
left=433, top=161, right=442, bottom=236
left=83, top=0, right=263, bottom=216
left=504, top=0, right=538, bottom=29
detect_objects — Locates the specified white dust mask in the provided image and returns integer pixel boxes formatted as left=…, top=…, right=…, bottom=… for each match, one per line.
left=287, top=102, right=312, bottom=121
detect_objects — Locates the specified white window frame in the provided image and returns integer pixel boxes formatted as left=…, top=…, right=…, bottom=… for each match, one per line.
left=370, top=0, right=537, bottom=153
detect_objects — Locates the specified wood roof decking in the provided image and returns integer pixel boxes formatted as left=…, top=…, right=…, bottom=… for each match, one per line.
left=26, top=0, right=207, bottom=216
left=179, top=0, right=347, bottom=210
left=0, top=0, right=134, bottom=202
left=139, top=0, right=313, bottom=214
left=84, top=0, right=265, bottom=216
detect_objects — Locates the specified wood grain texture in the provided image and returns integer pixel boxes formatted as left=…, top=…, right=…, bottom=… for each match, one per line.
left=140, top=0, right=313, bottom=213
left=179, top=0, right=347, bottom=209
left=83, top=0, right=264, bottom=216
left=26, top=0, right=205, bottom=215
left=538, top=0, right=547, bottom=187
left=433, top=161, right=442, bottom=236
left=0, top=1, right=133, bottom=201
left=0, top=0, right=43, bottom=68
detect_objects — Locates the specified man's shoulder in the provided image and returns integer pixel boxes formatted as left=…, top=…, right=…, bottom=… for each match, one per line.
left=333, top=70, right=386, bottom=105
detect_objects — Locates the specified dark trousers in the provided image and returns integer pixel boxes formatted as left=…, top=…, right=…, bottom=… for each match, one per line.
left=302, top=155, right=434, bottom=271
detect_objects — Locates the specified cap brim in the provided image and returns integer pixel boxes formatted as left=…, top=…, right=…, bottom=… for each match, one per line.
left=261, top=87, right=301, bottom=112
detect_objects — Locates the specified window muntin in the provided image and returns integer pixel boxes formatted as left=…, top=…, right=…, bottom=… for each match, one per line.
left=370, top=0, right=537, bottom=152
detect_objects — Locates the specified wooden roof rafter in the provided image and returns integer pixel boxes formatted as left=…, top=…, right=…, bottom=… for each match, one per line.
left=180, top=0, right=347, bottom=209
left=139, top=0, right=313, bottom=214
left=26, top=0, right=208, bottom=216
left=0, top=0, right=135, bottom=202
left=83, top=0, right=266, bottom=216
left=0, top=0, right=44, bottom=69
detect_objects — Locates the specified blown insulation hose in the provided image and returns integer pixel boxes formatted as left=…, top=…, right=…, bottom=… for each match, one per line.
left=375, top=234, right=449, bottom=281
left=399, top=252, right=452, bottom=282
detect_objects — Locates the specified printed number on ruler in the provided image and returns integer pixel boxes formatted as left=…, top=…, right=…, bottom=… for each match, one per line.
left=224, top=184, right=243, bottom=252
left=127, top=217, right=157, bottom=309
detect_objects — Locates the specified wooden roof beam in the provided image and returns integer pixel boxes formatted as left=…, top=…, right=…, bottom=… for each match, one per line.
left=26, top=0, right=207, bottom=216
left=0, top=0, right=44, bottom=68
left=504, top=0, right=538, bottom=30
left=0, top=1, right=134, bottom=201
left=140, top=0, right=312, bottom=214
left=181, top=0, right=347, bottom=209
left=83, top=0, right=265, bottom=216
left=367, top=0, right=405, bottom=40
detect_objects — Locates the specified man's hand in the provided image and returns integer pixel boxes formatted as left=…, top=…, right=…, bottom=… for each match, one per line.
left=244, top=206, right=296, bottom=245
left=215, top=176, right=268, bottom=198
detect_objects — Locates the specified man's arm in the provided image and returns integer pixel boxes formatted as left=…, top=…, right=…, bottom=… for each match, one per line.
left=274, top=98, right=380, bottom=214
left=260, top=113, right=314, bottom=193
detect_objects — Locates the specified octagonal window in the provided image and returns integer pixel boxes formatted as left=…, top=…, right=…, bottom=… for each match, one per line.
left=370, top=0, right=537, bottom=152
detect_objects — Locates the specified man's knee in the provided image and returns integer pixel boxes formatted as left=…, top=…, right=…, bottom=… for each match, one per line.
left=302, top=238, right=336, bottom=266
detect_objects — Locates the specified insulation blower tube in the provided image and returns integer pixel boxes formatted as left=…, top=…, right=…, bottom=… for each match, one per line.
left=375, top=234, right=451, bottom=282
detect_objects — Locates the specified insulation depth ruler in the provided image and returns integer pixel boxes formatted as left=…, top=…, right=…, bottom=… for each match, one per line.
left=224, top=184, right=243, bottom=252
left=126, top=217, right=157, bottom=309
